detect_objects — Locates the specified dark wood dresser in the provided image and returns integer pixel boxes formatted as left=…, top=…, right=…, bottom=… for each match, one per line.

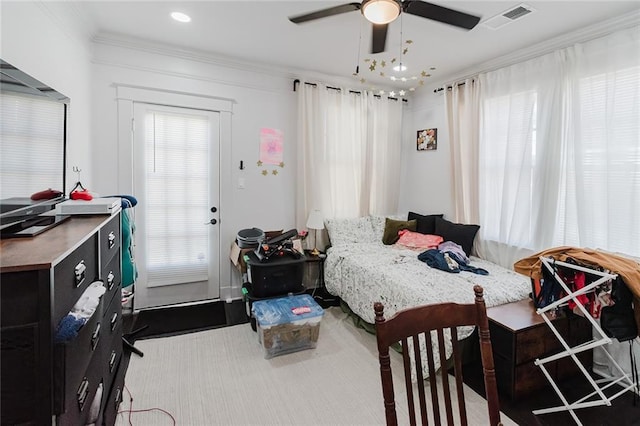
left=487, top=299, right=593, bottom=400
left=1, top=213, right=126, bottom=425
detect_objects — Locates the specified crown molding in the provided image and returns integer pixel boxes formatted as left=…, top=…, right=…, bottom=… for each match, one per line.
left=432, top=9, right=640, bottom=90
left=92, top=32, right=393, bottom=95
left=36, top=1, right=95, bottom=55
left=93, top=33, right=296, bottom=81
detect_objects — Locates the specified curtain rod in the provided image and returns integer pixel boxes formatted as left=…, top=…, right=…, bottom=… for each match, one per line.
left=433, top=80, right=470, bottom=93
left=293, top=79, right=407, bottom=103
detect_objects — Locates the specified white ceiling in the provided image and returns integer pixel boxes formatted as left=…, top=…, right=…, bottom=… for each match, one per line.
left=70, top=1, right=640, bottom=91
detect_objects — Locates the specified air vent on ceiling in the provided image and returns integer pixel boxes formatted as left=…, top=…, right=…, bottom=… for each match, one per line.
left=481, top=3, right=535, bottom=30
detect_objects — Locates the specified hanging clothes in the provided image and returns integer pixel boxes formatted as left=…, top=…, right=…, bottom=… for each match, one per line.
left=514, top=246, right=640, bottom=338
left=106, top=195, right=138, bottom=289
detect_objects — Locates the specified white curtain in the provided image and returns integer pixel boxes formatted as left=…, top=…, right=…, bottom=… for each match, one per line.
left=445, top=26, right=640, bottom=268
left=296, top=83, right=403, bottom=227
left=445, top=78, right=481, bottom=225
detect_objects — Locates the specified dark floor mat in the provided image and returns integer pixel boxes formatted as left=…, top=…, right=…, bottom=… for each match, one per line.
left=127, top=300, right=229, bottom=341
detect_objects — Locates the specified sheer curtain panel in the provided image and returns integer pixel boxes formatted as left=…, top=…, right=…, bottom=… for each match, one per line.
left=445, top=79, right=481, bottom=225
left=471, top=26, right=640, bottom=266
left=296, top=83, right=403, bottom=227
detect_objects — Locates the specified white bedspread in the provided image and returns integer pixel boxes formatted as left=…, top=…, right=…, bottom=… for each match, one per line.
left=324, top=242, right=531, bottom=377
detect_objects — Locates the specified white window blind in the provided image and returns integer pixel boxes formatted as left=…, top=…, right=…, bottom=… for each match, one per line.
left=143, top=110, right=210, bottom=287
left=0, top=92, right=65, bottom=198
left=556, top=65, right=640, bottom=255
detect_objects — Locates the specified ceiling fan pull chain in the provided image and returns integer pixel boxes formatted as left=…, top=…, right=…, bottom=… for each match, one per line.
left=355, top=16, right=363, bottom=75
left=399, top=13, right=403, bottom=69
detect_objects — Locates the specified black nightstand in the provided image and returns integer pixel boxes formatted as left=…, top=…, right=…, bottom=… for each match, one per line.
left=304, top=250, right=340, bottom=308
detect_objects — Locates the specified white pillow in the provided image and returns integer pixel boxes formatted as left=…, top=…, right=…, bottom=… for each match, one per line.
left=325, top=216, right=376, bottom=246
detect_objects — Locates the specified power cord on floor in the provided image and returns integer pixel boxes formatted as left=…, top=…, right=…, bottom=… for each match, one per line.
left=117, top=384, right=176, bottom=425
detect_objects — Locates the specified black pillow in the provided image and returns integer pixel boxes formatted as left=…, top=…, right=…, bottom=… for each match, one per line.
left=408, top=212, right=444, bottom=235
left=434, top=217, right=480, bottom=256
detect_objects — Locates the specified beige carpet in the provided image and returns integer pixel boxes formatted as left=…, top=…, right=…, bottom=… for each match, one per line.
left=117, top=307, right=517, bottom=425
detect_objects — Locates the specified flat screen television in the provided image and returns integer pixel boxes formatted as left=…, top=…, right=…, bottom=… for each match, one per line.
left=0, top=59, right=70, bottom=237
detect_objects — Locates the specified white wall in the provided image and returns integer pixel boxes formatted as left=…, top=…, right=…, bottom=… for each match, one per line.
left=398, top=88, right=454, bottom=219
left=0, top=0, right=435, bottom=303
left=0, top=1, right=94, bottom=191
left=91, top=39, right=299, bottom=303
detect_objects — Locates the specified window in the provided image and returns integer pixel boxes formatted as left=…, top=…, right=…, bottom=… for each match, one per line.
left=479, top=61, right=640, bottom=257
left=0, top=92, right=65, bottom=198
left=141, top=108, right=211, bottom=287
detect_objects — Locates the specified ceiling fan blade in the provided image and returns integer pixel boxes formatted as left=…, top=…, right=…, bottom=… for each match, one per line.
left=371, top=24, right=388, bottom=54
left=289, top=2, right=361, bottom=24
left=403, top=1, right=481, bottom=30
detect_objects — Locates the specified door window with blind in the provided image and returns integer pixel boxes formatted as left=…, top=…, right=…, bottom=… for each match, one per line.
left=133, top=104, right=220, bottom=289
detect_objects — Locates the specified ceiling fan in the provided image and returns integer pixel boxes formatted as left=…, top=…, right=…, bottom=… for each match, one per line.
left=289, top=0, right=481, bottom=54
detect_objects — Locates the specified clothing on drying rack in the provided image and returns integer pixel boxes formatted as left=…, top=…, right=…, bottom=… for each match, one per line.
left=515, top=246, right=640, bottom=339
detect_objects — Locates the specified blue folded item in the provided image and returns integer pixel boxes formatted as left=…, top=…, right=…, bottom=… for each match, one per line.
left=54, top=314, right=87, bottom=343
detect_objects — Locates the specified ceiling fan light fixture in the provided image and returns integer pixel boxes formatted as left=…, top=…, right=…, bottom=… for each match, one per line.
left=361, top=0, right=401, bottom=25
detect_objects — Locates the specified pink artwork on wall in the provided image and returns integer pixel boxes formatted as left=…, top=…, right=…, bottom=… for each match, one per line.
left=259, top=128, right=284, bottom=165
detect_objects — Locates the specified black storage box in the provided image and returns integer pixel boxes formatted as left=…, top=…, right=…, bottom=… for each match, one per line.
left=245, top=251, right=305, bottom=298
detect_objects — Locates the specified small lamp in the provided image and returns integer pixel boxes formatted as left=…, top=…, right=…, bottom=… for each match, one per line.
left=306, top=210, right=324, bottom=256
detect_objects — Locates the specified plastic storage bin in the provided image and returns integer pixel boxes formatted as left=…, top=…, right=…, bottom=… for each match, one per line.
left=245, top=251, right=305, bottom=298
left=252, top=294, right=324, bottom=359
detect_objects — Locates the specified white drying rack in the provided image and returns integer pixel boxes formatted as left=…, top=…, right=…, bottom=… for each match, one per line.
left=532, top=256, right=637, bottom=425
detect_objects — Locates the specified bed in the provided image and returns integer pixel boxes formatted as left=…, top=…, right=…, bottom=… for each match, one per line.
left=323, top=214, right=531, bottom=377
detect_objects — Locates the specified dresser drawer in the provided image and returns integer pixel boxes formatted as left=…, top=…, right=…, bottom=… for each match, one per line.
left=58, top=349, right=103, bottom=426
left=53, top=234, right=99, bottom=325
left=102, top=292, right=123, bottom=347
left=514, top=320, right=567, bottom=364
left=513, top=359, right=557, bottom=399
left=103, top=331, right=123, bottom=401
left=494, top=353, right=559, bottom=400
left=102, top=253, right=122, bottom=316
left=102, top=358, right=126, bottom=426
left=100, top=214, right=121, bottom=270
left=488, top=321, right=514, bottom=361
left=53, top=298, right=103, bottom=414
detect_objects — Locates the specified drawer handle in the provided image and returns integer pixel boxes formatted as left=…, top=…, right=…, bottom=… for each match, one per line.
left=74, top=260, right=86, bottom=287
left=77, top=377, right=89, bottom=411
left=107, top=271, right=116, bottom=291
left=109, top=350, right=117, bottom=373
left=110, top=312, right=118, bottom=331
left=91, top=322, right=101, bottom=350
left=108, top=231, right=116, bottom=249
left=114, top=387, right=123, bottom=408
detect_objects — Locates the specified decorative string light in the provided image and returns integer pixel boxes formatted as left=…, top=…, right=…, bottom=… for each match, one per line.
left=352, top=15, right=436, bottom=96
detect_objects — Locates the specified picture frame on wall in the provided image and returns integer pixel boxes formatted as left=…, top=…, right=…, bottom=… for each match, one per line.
left=417, top=128, right=437, bottom=151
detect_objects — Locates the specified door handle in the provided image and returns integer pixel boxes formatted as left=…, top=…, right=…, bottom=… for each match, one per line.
left=210, top=207, right=217, bottom=213
left=205, top=218, right=217, bottom=225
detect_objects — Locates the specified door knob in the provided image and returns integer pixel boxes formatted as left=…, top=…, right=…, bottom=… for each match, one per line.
left=210, top=207, right=217, bottom=213
left=209, top=218, right=217, bottom=225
